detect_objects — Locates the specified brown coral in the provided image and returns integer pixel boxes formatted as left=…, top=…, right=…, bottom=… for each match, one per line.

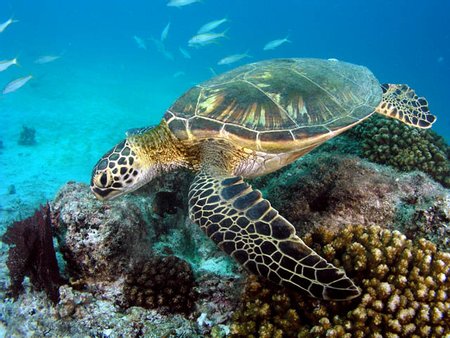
left=230, top=225, right=449, bottom=337
left=2, top=204, right=65, bottom=303
left=123, top=255, right=197, bottom=314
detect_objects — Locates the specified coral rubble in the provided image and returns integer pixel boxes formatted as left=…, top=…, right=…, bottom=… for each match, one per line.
left=1, top=204, right=64, bottom=303
left=230, top=225, right=450, bottom=337
left=349, top=115, right=450, bottom=188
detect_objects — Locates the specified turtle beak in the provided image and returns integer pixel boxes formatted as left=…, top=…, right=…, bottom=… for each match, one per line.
left=90, top=186, right=122, bottom=201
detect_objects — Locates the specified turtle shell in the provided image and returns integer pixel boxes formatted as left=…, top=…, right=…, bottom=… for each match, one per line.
left=164, top=58, right=382, bottom=152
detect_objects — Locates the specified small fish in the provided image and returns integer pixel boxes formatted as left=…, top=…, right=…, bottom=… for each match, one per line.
left=173, top=71, right=186, bottom=78
left=328, top=58, right=339, bottom=62
left=167, top=0, right=201, bottom=8
left=0, top=17, right=18, bottom=33
left=209, top=67, right=217, bottom=76
left=34, top=55, right=61, bottom=64
left=197, top=17, right=228, bottom=34
left=2, top=75, right=32, bottom=95
left=263, top=35, right=291, bottom=51
left=149, top=37, right=174, bottom=61
left=0, top=58, right=18, bottom=72
left=179, top=47, right=191, bottom=59
left=188, top=30, right=228, bottom=48
left=161, top=22, right=171, bottom=41
left=218, top=51, right=250, bottom=65
left=133, top=35, right=147, bottom=50
left=162, top=50, right=174, bottom=61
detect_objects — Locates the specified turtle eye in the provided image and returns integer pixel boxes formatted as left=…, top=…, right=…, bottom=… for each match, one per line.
left=95, top=170, right=112, bottom=188
left=100, top=173, right=108, bottom=186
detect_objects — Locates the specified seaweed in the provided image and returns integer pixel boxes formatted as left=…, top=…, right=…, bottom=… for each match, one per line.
left=1, top=204, right=65, bottom=303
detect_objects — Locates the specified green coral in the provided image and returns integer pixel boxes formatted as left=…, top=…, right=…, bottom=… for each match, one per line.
left=230, top=225, right=450, bottom=337
left=349, top=115, right=450, bottom=187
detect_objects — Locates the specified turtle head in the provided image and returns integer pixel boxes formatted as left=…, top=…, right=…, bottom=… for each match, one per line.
left=90, top=138, right=154, bottom=200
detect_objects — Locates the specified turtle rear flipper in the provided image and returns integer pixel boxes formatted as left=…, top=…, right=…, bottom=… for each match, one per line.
left=376, top=83, right=436, bottom=128
left=188, top=170, right=361, bottom=301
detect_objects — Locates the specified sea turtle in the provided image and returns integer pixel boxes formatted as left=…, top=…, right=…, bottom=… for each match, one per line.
left=90, top=58, right=436, bottom=301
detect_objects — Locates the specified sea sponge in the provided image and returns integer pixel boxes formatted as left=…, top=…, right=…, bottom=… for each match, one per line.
left=349, top=115, right=450, bottom=188
left=123, top=255, right=197, bottom=314
left=230, top=225, right=449, bottom=337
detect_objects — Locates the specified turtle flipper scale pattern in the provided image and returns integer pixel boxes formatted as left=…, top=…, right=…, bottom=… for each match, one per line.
left=376, top=83, right=436, bottom=128
left=188, top=171, right=361, bottom=301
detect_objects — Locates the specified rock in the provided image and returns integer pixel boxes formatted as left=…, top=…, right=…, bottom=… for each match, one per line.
left=252, top=152, right=449, bottom=249
left=52, top=182, right=154, bottom=290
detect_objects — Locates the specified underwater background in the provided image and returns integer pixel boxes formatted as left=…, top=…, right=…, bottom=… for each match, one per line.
left=0, top=0, right=449, bottom=337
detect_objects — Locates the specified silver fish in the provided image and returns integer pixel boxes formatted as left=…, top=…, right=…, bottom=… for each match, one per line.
left=2, top=75, right=32, bottom=95
left=149, top=37, right=174, bottom=61
left=133, top=35, right=147, bottom=49
left=218, top=51, right=250, bottom=65
left=34, top=55, right=61, bottom=64
left=161, top=22, right=171, bottom=41
left=173, top=71, right=186, bottom=78
left=0, top=17, right=18, bottom=33
left=167, top=0, right=201, bottom=8
left=188, top=30, right=227, bottom=47
left=179, top=47, right=191, bottom=59
left=263, top=35, right=291, bottom=51
left=197, top=18, right=228, bottom=34
left=0, top=58, right=18, bottom=72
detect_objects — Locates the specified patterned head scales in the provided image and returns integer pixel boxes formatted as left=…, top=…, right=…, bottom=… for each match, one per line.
left=90, top=139, right=142, bottom=200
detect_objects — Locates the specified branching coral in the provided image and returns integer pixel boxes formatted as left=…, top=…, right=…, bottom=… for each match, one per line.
left=1, top=204, right=65, bottom=303
left=230, top=225, right=449, bottom=337
left=123, top=255, right=197, bottom=314
left=349, top=115, right=450, bottom=187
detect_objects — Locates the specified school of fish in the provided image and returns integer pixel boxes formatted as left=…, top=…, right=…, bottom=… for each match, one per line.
left=0, top=16, right=65, bottom=95
left=1, top=5, right=293, bottom=95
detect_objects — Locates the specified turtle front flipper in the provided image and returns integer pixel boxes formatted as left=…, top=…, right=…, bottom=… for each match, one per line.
left=188, top=170, right=361, bottom=301
left=376, top=83, right=436, bottom=128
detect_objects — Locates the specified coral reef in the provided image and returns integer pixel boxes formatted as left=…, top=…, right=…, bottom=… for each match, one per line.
left=52, top=180, right=238, bottom=285
left=17, top=125, right=36, bottom=146
left=2, top=148, right=447, bottom=336
left=195, top=273, right=243, bottom=335
left=230, top=224, right=450, bottom=337
left=348, top=115, right=450, bottom=188
left=252, top=152, right=449, bottom=250
left=123, top=255, right=197, bottom=314
left=52, top=182, right=154, bottom=284
left=0, top=286, right=202, bottom=337
left=1, top=204, right=64, bottom=303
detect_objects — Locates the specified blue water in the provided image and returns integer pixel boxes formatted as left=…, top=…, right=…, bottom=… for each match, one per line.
left=0, top=0, right=449, bottom=221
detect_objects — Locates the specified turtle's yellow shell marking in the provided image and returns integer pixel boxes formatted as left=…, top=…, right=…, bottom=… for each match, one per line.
left=165, top=58, right=382, bottom=153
